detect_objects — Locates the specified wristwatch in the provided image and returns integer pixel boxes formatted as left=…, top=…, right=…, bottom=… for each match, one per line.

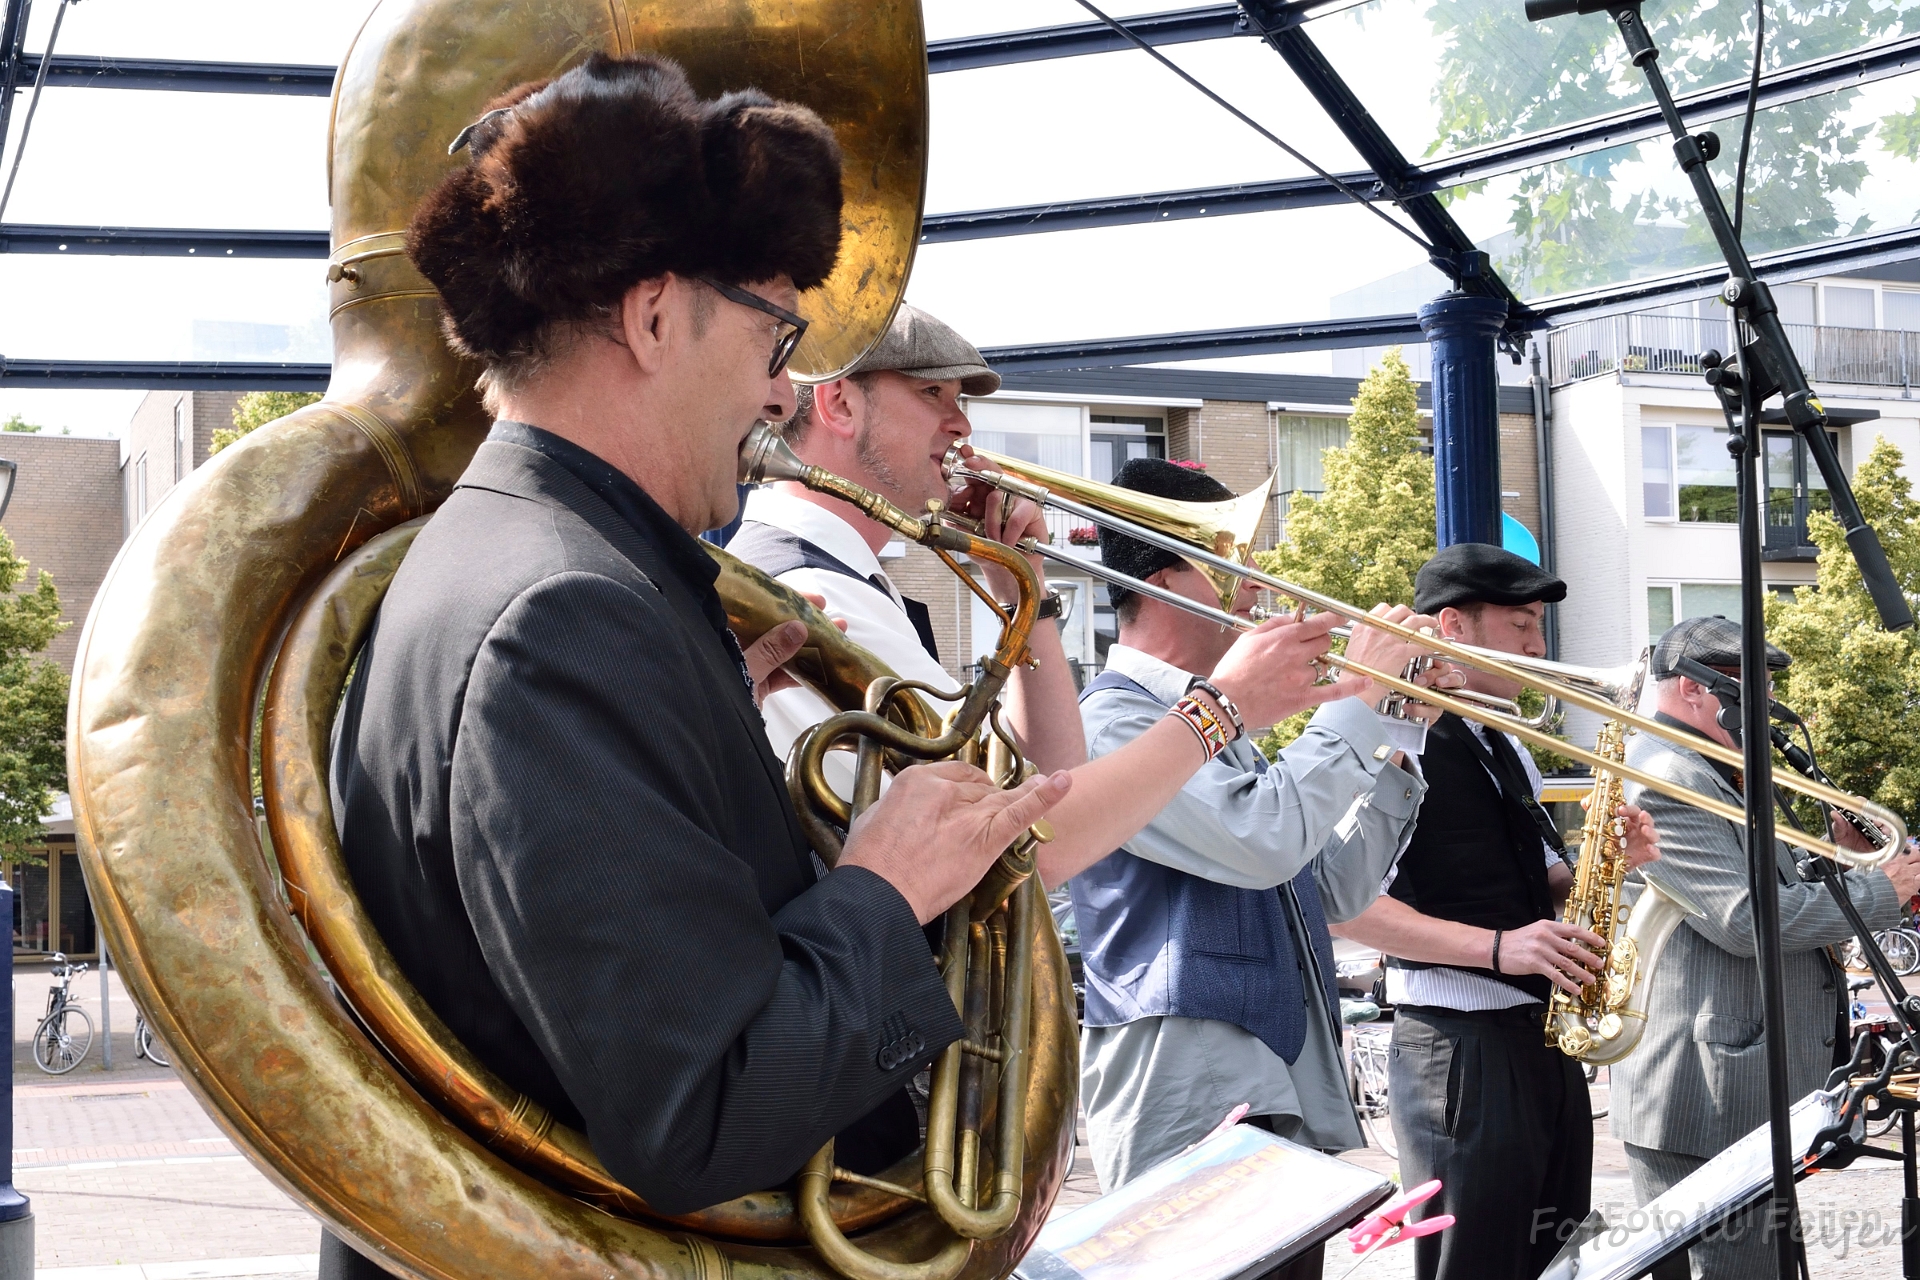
left=1003, top=590, right=1064, bottom=620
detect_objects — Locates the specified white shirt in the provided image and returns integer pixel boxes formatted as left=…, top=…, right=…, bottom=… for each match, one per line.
left=1383, top=720, right=1564, bottom=1011
left=737, top=487, right=957, bottom=781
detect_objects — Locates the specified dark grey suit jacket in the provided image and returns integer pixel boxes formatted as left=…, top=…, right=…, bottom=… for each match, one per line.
left=330, top=432, right=962, bottom=1214
left=1611, top=729, right=1899, bottom=1159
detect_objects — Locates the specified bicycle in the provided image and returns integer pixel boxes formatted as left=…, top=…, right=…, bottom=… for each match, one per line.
left=1843, top=927, right=1920, bottom=977
left=33, top=953, right=93, bottom=1075
left=1343, top=999, right=1396, bottom=1160
left=134, top=1011, right=171, bottom=1067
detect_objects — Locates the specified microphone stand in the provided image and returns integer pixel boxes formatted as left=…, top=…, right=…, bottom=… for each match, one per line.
left=1522, top=4, right=1918, bottom=1273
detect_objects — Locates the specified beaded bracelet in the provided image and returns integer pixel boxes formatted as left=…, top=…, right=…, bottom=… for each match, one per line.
left=1185, top=678, right=1245, bottom=740
left=1169, top=695, right=1233, bottom=762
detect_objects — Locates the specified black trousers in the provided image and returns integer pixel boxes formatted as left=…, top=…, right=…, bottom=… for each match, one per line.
left=1388, top=1004, right=1591, bottom=1280
left=319, top=1231, right=393, bottom=1280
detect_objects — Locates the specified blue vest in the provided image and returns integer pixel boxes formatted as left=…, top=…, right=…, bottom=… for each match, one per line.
left=1068, top=671, right=1339, bottom=1065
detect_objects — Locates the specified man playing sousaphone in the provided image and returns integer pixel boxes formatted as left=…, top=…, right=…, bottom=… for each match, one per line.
left=326, top=55, right=1075, bottom=1276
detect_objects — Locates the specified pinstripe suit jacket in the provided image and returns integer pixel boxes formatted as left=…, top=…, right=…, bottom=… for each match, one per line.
left=331, top=430, right=962, bottom=1214
left=1609, top=726, right=1900, bottom=1159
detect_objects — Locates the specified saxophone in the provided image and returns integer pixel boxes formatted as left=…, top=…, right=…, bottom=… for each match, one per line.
left=1545, top=721, right=1701, bottom=1065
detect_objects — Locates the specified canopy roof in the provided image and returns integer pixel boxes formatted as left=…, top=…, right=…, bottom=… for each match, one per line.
left=1, top=0, right=1916, bottom=388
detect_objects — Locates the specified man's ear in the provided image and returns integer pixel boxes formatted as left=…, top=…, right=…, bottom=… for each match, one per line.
left=618, top=275, right=676, bottom=374
left=1436, top=605, right=1466, bottom=639
left=810, top=377, right=863, bottom=442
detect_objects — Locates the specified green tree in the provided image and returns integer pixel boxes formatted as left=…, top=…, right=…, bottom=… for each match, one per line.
left=0, top=529, right=69, bottom=863
left=1, top=414, right=41, bottom=434
left=211, top=391, right=322, bottom=454
left=1767, top=437, right=1920, bottom=828
left=1428, top=0, right=1917, bottom=296
left=1252, top=350, right=1434, bottom=754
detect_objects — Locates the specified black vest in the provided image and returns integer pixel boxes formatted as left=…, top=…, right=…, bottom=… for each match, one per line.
left=1387, top=715, right=1557, bottom=1001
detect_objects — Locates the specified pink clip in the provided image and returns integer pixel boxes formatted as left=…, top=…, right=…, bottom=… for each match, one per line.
left=1347, top=1179, right=1453, bottom=1253
left=1199, top=1104, right=1252, bottom=1146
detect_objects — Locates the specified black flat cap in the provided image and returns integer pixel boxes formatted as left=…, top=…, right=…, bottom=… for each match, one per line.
left=1651, top=615, right=1791, bottom=678
left=1101, top=459, right=1233, bottom=612
left=1413, top=542, right=1566, bottom=614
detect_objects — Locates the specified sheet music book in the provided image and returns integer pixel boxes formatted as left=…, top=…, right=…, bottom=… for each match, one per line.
left=1539, top=1090, right=1847, bottom=1280
left=1014, top=1125, right=1392, bottom=1280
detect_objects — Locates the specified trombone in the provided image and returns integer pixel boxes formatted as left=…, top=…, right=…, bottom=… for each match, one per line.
left=943, top=445, right=1906, bottom=871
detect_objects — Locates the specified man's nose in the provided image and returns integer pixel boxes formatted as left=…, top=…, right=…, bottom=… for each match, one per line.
left=765, top=368, right=796, bottom=424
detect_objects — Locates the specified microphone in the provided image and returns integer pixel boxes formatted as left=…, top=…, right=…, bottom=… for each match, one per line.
left=1671, top=657, right=1803, bottom=728
left=1523, top=0, right=1615, bottom=21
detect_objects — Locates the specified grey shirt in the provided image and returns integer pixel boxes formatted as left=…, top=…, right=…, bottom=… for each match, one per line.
left=1074, top=644, right=1427, bottom=1189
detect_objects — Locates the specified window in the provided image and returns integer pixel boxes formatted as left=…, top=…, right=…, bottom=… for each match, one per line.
left=173, top=398, right=187, bottom=482
left=135, top=454, right=149, bottom=520
left=1763, top=431, right=1833, bottom=554
left=1887, top=289, right=1920, bottom=331
left=966, top=401, right=1083, bottom=476
left=1674, top=424, right=1737, bottom=523
left=1822, top=285, right=1876, bottom=329
left=1641, top=425, right=1673, bottom=519
left=1644, top=424, right=1738, bottom=523
left=1272, top=414, right=1350, bottom=505
left=1775, top=283, right=1816, bottom=327
left=1647, top=582, right=1744, bottom=643
left=1088, top=415, right=1165, bottom=486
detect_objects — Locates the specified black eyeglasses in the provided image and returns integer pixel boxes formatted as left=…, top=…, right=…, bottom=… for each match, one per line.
left=697, top=277, right=809, bottom=377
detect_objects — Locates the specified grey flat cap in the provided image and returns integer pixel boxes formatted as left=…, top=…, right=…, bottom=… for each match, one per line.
left=850, top=303, right=1001, bottom=396
left=1651, top=615, right=1791, bottom=678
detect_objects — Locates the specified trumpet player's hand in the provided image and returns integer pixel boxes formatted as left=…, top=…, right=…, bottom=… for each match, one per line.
left=1495, top=919, right=1607, bottom=997
left=736, top=593, right=846, bottom=706
left=1876, top=841, right=1920, bottom=903
left=841, top=762, right=1073, bottom=924
left=1343, top=605, right=1454, bottom=709
left=1210, top=608, right=1365, bottom=728
left=1619, top=804, right=1660, bottom=869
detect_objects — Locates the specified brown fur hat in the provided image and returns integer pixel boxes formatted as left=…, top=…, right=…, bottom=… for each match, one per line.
left=407, top=54, right=844, bottom=364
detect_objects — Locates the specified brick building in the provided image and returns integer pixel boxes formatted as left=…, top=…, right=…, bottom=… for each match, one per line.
left=0, top=433, right=124, bottom=675
left=121, top=391, right=242, bottom=528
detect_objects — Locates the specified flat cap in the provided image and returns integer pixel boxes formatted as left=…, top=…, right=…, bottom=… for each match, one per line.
left=850, top=304, right=1000, bottom=396
left=1651, top=615, right=1791, bottom=679
left=1414, top=542, right=1566, bottom=614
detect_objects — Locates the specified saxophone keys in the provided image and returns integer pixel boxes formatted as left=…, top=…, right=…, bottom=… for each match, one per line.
left=1597, top=1013, right=1625, bottom=1041
left=1605, top=973, right=1633, bottom=1007
left=1559, top=1025, right=1593, bottom=1057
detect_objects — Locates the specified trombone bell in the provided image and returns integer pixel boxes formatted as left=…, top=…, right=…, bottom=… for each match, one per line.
left=950, top=445, right=1278, bottom=612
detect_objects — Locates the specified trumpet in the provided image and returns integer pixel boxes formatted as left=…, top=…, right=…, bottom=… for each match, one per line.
left=942, top=445, right=1906, bottom=871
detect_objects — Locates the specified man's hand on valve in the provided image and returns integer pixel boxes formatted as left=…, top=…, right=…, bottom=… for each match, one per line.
left=1343, top=605, right=1464, bottom=724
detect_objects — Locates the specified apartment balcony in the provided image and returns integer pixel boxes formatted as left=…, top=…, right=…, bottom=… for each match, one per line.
left=1547, top=310, right=1920, bottom=391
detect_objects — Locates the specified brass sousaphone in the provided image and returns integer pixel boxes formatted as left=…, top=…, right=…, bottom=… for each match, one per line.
left=66, top=3, right=1075, bottom=1278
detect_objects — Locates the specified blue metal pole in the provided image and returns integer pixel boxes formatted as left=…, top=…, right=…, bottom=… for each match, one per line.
left=1419, top=291, right=1509, bottom=547
left=0, top=883, right=33, bottom=1277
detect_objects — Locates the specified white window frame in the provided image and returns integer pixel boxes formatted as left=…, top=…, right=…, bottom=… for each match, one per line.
left=1818, top=281, right=1881, bottom=330
left=1641, top=423, right=1675, bottom=523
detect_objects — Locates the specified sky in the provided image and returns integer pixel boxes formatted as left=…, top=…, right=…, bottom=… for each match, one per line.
left=0, top=0, right=1915, bottom=437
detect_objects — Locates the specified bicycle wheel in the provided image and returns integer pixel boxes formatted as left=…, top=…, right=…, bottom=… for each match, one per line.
left=1889, top=929, right=1920, bottom=977
left=34, top=1007, right=93, bottom=1074
left=135, top=1017, right=171, bottom=1068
